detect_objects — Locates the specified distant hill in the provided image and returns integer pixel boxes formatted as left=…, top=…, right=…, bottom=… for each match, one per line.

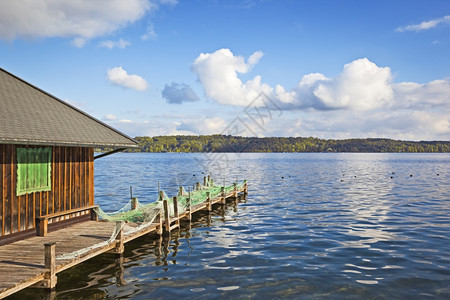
left=114, top=135, right=450, bottom=153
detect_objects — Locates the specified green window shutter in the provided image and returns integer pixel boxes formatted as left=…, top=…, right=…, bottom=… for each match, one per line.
left=17, top=147, right=52, bottom=196
left=17, top=148, right=27, bottom=193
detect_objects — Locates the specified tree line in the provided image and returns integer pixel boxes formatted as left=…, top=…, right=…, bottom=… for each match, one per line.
left=109, top=135, right=450, bottom=153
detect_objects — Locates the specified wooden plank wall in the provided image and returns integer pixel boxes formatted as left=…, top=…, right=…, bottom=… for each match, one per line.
left=0, top=145, right=94, bottom=237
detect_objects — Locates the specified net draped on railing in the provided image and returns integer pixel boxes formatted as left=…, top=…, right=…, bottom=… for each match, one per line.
left=57, top=178, right=246, bottom=261
left=93, top=178, right=246, bottom=223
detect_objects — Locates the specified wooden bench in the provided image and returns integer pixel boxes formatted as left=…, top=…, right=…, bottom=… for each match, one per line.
left=35, top=205, right=99, bottom=237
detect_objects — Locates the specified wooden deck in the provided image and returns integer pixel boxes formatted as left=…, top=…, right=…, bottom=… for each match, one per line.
left=0, top=183, right=247, bottom=299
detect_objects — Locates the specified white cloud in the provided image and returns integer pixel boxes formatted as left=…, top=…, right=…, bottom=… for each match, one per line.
left=99, top=38, right=130, bottom=49
left=104, top=114, right=118, bottom=121
left=104, top=117, right=198, bottom=137
left=71, top=37, right=87, bottom=48
left=141, top=23, right=157, bottom=40
left=0, top=0, right=175, bottom=46
left=177, top=117, right=227, bottom=135
left=306, top=58, right=393, bottom=111
left=396, top=15, right=450, bottom=32
left=192, top=48, right=272, bottom=106
left=393, top=79, right=450, bottom=110
left=161, top=82, right=200, bottom=104
left=106, top=66, right=148, bottom=91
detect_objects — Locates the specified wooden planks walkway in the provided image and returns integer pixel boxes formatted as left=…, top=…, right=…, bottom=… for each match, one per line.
left=0, top=182, right=247, bottom=299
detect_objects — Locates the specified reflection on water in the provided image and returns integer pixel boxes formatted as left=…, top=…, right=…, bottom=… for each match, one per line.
left=9, top=153, right=450, bottom=299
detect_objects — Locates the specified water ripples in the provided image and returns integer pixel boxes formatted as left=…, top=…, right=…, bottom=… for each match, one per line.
left=11, top=153, right=449, bottom=299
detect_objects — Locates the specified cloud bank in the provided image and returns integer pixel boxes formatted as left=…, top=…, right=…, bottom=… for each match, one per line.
left=0, top=0, right=170, bottom=46
left=162, top=82, right=200, bottom=104
left=106, top=67, right=148, bottom=91
left=191, top=48, right=450, bottom=140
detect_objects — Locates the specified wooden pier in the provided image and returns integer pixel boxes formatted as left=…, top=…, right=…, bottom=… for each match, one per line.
left=0, top=181, right=247, bottom=299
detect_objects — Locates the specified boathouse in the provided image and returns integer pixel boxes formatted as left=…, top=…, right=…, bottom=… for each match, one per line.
left=0, top=67, right=138, bottom=243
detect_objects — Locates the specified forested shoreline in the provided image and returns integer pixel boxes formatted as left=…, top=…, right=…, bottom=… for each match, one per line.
left=108, top=135, right=449, bottom=153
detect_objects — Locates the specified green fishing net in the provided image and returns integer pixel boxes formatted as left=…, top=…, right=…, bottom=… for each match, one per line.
left=94, top=179, right=246, bottom=224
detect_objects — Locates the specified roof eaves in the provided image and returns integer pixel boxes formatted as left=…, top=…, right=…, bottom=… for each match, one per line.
left=0, top=138, right=140, bottom=148
left=0, top=67, right=139, bottom=147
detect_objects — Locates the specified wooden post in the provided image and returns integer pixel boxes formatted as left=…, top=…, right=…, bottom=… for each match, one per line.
left=90, top=207, right=99, bottom=221
left=173, top=196, right=179, bottom=218
left=163, top=199, right=170, bottom=236
left=173, top=196, right=180, bottom=227
left=203, top=176, right=207, bottom=187
left=220, top=186, right=225, bottom=204
left=38, top=219, right=48, bottom=237
left=244, top=180, right=248, bottom=195
left=159, top=191, right=164, bottom=201
left=179, top=186, right=184, bottom=196
left=210, top=179, right=214, bottom=186
left=207, top=175, right=211, bottom=186
left=206, top=192, right=211, bottom=211
left=156, top=210, right=163, bottom=235
left=233, top=182, right=237, bottom=198
left=131, top=197, right=138, bottom=210
left=196, top=182, right=201, bottom=190
left=43, top=243, right=57, bottom=289
left=186, top=192, right=192, bottom=221
left=114, top=221, right=124, bottom=255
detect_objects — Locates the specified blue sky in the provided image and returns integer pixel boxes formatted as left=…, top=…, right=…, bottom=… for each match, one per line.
left=0, top=0, right=449, bottom=141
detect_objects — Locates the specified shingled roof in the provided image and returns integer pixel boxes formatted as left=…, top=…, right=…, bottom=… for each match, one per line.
left=0, top=68, right=138, bottom=148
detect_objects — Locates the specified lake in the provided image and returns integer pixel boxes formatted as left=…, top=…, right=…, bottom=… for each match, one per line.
left=11, top=153, right=450, bottom=299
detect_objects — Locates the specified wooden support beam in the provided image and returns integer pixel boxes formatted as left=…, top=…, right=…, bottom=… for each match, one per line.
left=233, top=182, right=238, bottom=198
left=113, top=221, right=124, bottom=255
left=90, top=207, right=99, bottom=221
left=196, top=182, right=201, bottom=190
left=43, top=243, right=57, bottom=289
left=186, top=193, right=191, bottom=221
left=37, top=219, right=48, bottom=237
left=156, top=210, right=163, bottom=235
left=93, top=148, right=126, bottom=160
left=163, top=199, right=170, bottom=236
left=173, top=196, right=180, bottom=228
left=221, top=187, right=225, bottom=204
left=203, top=176, right=207, bottom=187
left=206, top=192, right=211, bottom=211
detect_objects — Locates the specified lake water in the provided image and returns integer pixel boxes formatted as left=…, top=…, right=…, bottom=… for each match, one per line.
left=11, top=153, right=450, bottom=299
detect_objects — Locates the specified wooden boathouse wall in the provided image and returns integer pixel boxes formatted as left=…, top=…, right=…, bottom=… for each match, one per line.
left=0, top=144, right=94, bottom=239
